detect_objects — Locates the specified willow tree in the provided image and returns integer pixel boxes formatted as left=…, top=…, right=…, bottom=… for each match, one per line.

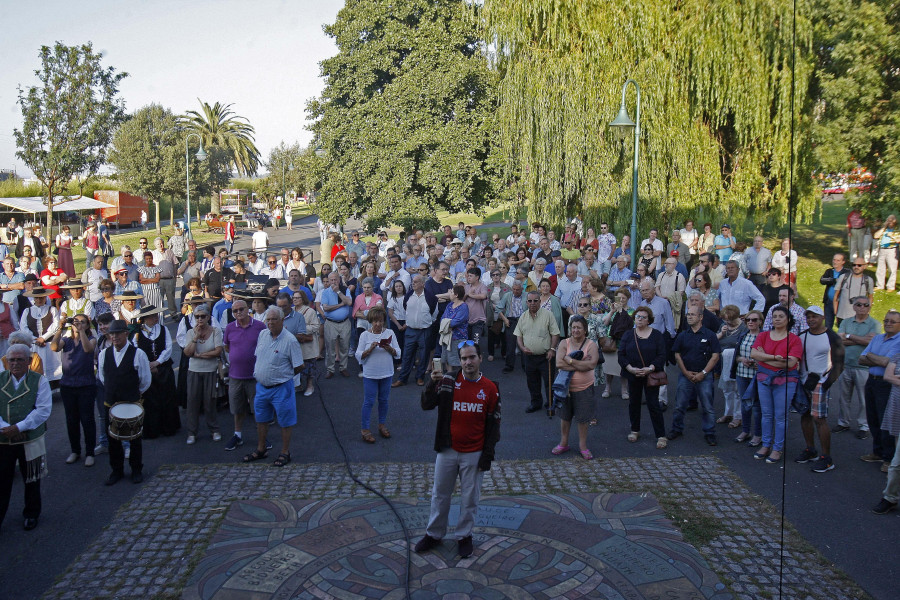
left=483, top=0, right=817, bottom=236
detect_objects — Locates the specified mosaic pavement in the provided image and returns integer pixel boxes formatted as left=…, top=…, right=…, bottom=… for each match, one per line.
left=184, top=493, right=729, bottom=600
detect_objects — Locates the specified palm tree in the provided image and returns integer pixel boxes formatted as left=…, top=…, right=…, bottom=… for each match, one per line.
left=180, top=100, right=261, bottom=177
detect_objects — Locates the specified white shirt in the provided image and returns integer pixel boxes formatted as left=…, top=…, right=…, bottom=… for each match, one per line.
left=98, top=344, right=152, bottom=394
left=251, top=231, right=269, bottom=252
left=246, top=258, right=265, bottom=276
left=132, top=323, right=173, bottom=364
left=380, top=268, right=411, bottom=294
left=554, top=275, right=583, bottom=308
left=641, top=238, right=665, bottom=254
left=404, top=290, right=437, bottom=329
left=0, top=372, right=52, bottom=431
left=355, top=329, right=401, bottom=379
left=680, top=228, right=698, bottom=254
left=717, top=275, right=765, bottom=315
left=800, top=330, right=832, bottom=381
left=20, top=304, right=60, bottom=339
left=82, top=267, right=109, bottom=302
left=253, top=328, right=304, bottom=386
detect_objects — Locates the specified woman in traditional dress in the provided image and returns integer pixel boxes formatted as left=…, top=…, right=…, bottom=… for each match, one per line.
left=55, top=225, right=76, bottom=277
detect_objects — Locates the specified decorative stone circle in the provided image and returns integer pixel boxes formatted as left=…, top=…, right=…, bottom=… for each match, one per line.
left=184, top=493, right=729, bottom=599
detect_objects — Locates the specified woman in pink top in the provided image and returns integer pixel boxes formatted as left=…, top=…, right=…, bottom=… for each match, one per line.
left=750, top=305, right=803, bottom=463
left=352, top=277, right=383, bottom=355
left=552, top=315, right=600, bottom=460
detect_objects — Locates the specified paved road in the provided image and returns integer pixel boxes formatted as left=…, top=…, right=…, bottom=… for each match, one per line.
left=1, top=214, right=897, bottom=600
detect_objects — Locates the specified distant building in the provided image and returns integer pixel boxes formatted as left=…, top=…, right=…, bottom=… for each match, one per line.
left=0, top=169, right=16, bottom=182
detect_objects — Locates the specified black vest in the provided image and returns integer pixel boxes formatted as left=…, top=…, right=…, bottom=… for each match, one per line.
left=135, top=329, right=169, bottom=365
left=223, top=308, right=236, bottom=326
left=104, top=344, right=139, bottom=406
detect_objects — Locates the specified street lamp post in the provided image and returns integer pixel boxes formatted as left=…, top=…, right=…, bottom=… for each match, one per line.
left=184, top=132, right=207, bottom=240
left=281, top=159, right=293, bottom=228
left=609, top=79, right=641, bottom=271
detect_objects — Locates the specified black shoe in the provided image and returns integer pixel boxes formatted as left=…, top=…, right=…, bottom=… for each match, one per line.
left=23, top=517, right=38, bottom=531
left=502, top=366, right=514, bottom=373
left=414, top=534, right=442, bottom=553
left=872, top=499, right=898, bottom=515
left=104, top=471, right=124, bottom=486
left=659, top=401, right=668, bottom=412
left=686, top=404, right=698, bottom=412
left=794, top=447, right=817, bottom=463
left=458, top=535, right=474, bottom=558
left=666, top=430, right=682, bottom=441
left=132, top=471, right=144, bottom=484
left=831, top=424, right=850, bottom=433
left=811, top=456, right=834, bottom=473
left=856, top=430, right=870, bottom=440
left=525, top=405, right=542, bottom=414
left=704, top=434, right=717, bottom=446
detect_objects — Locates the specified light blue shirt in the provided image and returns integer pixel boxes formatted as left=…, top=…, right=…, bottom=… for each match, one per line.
left=714, top=234, right=734, bottom=261
left=860, top=332, right=900, bottom=376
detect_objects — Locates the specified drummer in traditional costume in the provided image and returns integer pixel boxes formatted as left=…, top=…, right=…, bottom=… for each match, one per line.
left=19, top=286, right=61, bottom=382
left=132, top=305, right=180, bottom=438
left=99, top=320, right=151, bottom=485
left=112, top=290, right=143, bottom=329
left=58, top=281, right=95, bottom=322
left=0, top=343, right=51, bottom=531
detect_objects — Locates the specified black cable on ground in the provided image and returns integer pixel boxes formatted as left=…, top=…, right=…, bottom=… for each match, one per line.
left=310, top=362, right=412, bottom=599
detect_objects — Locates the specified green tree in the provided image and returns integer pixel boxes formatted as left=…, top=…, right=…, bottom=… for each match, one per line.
left=109, top=105, right=184, bottom=201
left=809, top=0, right=900, bottom=218
left=257, top=142, right=305, bottom=210
left=180, top=100, right=261, bottom=211
left=308, top=0, right=502, bottom=233
left=14, top=42, right=127, bottom=238
left=484, top=0, right=817, bottom=236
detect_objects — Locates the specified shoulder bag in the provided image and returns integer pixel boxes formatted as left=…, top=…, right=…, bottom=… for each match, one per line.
left=634, top=330, right=668, bottom=387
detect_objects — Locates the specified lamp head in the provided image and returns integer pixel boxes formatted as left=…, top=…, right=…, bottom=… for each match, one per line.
left=195, top=146, right=208, bottom=161
left=609, top=105, right=636, bottom=130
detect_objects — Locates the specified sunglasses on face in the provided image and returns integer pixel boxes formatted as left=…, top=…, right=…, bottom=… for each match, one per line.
left=745, top=317, right=760, bottom=322
left=268, top=261, right=276, bottom=265
left=855, top=303, right=870, bottom=307
left=457, top=340, right=477, bottom=349
left=853, top=264, right=866, bottom=267
left=577, top=302, right=590, bottom=307
left=124, top=254, right=132, bottom=258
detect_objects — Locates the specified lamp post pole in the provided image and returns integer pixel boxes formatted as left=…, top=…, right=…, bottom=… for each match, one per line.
left=281, top=159, right=292, bottom=228
left=184, top=132, right=207, bottom=241
left=609, top=79, right=641, bottom=271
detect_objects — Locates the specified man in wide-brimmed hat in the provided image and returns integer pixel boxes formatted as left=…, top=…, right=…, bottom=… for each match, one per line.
left=98, top=319, right=151, bottom=485
left=133, top=305, right=180, bottom=439
left=113, top=290, right=144, bottom=325
left=20, top=287, right=61, bottom=381
left=59, top=280, right=94, bottom=321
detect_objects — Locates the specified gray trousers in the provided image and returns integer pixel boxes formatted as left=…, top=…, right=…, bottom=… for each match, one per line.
left=836, top=368, right=869, bottom=430
left=324, top=318, right=351, bottom=373
left=849, top=228, right=867, bottom=262
left=159, top=277, right=177, bottom=318
left=425, top=448, right=484, bottom=540
left=186, top=370, right=220, bottom=436
left=883, top=441, right=900, bottom=504
left=875, top=248, right=898, bottom=290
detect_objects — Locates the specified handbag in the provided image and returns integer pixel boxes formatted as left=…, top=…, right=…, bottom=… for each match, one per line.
left=52, top=245, right=59, bottom=256
left=597, top=335, right=618, bottom=353
left=634, top=330, right=668, bottom=387
left=489, top=320, right=503, bottom=335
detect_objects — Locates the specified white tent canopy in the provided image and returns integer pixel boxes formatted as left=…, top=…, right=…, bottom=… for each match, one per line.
left=0, top=195, right=115, bottom=212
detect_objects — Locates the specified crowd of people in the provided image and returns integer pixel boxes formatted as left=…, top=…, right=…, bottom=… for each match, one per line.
left=2, top=209, right=900, bottom=539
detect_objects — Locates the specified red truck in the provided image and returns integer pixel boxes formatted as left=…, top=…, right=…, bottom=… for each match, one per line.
left=93, top=191, right=148, bottom=229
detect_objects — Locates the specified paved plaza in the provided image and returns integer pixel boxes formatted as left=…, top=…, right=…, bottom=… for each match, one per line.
left=0, top=216, right=895, bottom=600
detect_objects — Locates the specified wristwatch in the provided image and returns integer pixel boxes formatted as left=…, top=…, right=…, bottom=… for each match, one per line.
left=701, top=369, right=707, bottom=375
left=845, top=333, right=851, bottom=340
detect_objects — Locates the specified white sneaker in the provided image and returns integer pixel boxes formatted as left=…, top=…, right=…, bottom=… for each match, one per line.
left=304, top=387, right=315, bottom=397
left=186, top=435, right=196, bottom=445
left=212, top=432, right=222, bottom=442
left=358, top=372, right=364, bottom=378
left=84, top=456, right=95, bottom=467
left=94, top=444, right=108, bottom=455
left=124, top=447, right=131, bottom=459
left=65, top=453, right=79, bottom=464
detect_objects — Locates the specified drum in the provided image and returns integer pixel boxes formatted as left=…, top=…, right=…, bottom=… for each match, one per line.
left=109, top=402, right=145, bottom=440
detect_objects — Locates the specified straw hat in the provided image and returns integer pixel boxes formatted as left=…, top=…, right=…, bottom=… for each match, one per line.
left=113, top=290, right=144, bottom=301
left=135, top=304, right=165, bottom=319
left=23, top=286, right=51, bottom=298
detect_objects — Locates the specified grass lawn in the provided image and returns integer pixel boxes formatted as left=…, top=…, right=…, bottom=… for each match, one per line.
left=68, top=227, right=225, bottom=270
left=778, top=198, right=892, bottom=323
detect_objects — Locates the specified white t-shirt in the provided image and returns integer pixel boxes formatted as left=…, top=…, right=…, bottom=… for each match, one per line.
left=251, top=231, right=269, bottom=252
left=680, top=228, right=698, bottom=254
left=801, top=331, right=832, bottom=381
left=640, top=238, right=664, bottom=254
left=354, top=329, right=401, bottom=379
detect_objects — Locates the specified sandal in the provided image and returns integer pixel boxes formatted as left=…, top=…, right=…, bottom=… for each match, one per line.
left=361, top=429, right=376, bottom=444
left=734, top=432, right=751, bottom=443
left=753, top=447, right=770, bottom=460
left=242, top=449, right=268, bottom=463
left=378, top=424, right=392, bottom=439
left=272, top=453, right=291, bottom=467
left=656, top=437, right=667, bottom=449
left=589, top=418, right=597, bottom=426
left=580, top=449, right=594, bottom=460
left=728, top=419, right=742, bottom=429
left=551, top=445, right=570, bottom=455
left=627, top=432, right=639, bottom=443
left=716, top=415, right=732, bottom=424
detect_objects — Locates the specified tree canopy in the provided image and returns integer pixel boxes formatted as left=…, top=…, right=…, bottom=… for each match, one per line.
left=14, top=41, right=127, bottom=236
left=483, top=0, right=817, bottom=236
left=108, top=104, right=209, bottom=204
left=810, top=0, right=900, bottom=218
left=308, top=0, right=503, bottom=233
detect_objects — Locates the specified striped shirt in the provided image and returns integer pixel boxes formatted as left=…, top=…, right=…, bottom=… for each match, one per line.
left=736, top=332, right=759, bottom=379
left=253, top=327, right=304, bottom=386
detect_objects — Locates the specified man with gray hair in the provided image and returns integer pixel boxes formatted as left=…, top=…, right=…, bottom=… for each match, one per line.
left=500, top=279, right=528, bottom=373
left=718, top=260, right=765, bottom=315
left=0, top=343, right=51, bottom=531
left=394, top=275, right=438, bottom=387
left=318, top=271, right=353, bottom=378
left=242, top=306, right=304, bottom=467
left=833, top=295, right=879, bottom=438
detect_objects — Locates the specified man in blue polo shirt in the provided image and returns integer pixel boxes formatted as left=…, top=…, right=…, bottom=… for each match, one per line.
left=318, top=271, right=353, bottom=378
left=859, top=310, right=900, bottom=472
left=668, top=306, right=722, bottom=445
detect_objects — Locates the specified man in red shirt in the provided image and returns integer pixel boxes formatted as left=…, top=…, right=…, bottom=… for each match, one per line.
left=415, top=340, right=501, bottom=559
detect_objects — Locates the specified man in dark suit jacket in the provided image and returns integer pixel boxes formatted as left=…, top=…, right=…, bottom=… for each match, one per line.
left=15, top=228, right=45, bottom=261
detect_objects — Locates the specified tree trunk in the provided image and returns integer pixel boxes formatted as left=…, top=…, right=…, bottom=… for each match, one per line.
left=46, top=188, right=55, bottom=248
left=210, top=193, right=220, bottom=214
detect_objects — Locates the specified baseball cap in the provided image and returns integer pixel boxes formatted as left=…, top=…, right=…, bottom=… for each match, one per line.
left=805, top=305, right=825, bottom=316
left=670, top=250, right=679, bottom=257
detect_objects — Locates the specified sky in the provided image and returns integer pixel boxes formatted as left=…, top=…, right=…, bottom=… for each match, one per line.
left=0, top=0, right=345, bottom=178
